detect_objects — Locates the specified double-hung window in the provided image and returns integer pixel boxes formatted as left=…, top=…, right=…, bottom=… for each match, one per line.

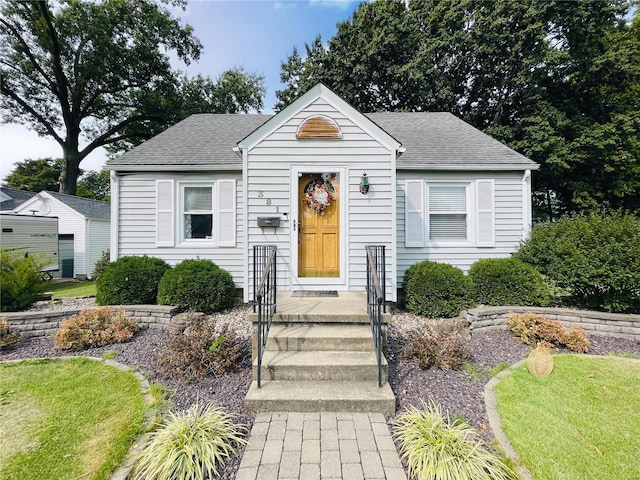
left=183, top=185, right=213, bottom=240
left=427, top=184, right=469, bottom=242
left=404, top=179, right=494, bottom=247
left=155, top=179, right=236, bottom=247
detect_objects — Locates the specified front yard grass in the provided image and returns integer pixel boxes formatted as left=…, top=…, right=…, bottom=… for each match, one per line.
left=495, top=355, right=640, bottom=480
left=47, top=280, right=96, bottom=299
left=0, top=357, right=146, bottom=480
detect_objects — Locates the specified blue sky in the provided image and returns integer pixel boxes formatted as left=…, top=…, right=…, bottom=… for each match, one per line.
left=0, top=0, right=361, bottom=179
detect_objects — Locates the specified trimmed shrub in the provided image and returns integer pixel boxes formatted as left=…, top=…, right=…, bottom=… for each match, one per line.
left=96, top=255, right=170, bottom=305
left=403, top=260, right=475, bottom=318
left=391, top=401, right=518, bottom=480
left=0, top=250, right=47, bottom=312
left=54, top=307, right=139, bottom=350
left=514, top=211, right=640, bottom=313
left=91, top=249, right=110, bottom=280
left=159, top=316, right=246, bottom=381
left=132, top=403, right=247, bottom=480
left=507, top=312, right=590, bottom=353
left=0, top=317, right=21, bottom=350
left=468, top=257, right=552, bottom=306
left=157, top=259, right=235, bottom=314
left=402, top=324, right=472, bottom=370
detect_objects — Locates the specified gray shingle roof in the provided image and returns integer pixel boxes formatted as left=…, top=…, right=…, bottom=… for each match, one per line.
left=107, top=112, right=537, bottom=171
left=46, top=191, right=110, bottom=220
left=0, top=187, right=37, bottom=211
left=108, top=114, right=271, bottom=169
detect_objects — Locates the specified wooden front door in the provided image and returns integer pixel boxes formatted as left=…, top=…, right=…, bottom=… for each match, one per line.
left=298, top=172, right=340, bottom=278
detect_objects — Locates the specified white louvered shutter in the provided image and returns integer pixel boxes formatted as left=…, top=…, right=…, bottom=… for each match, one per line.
left=476, top=179, right=495, bottom=247
left=217, top=179, right=236, bottom=246
left=156, top=180, right=174, bottom=247
left=405, top=180, right=425, bottom=247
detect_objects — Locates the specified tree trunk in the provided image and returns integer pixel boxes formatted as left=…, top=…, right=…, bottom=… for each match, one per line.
left=60, top=148, right=82, bottom=195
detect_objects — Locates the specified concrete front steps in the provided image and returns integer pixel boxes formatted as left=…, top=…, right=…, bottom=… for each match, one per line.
left=245, top=323, right=396, bottom=414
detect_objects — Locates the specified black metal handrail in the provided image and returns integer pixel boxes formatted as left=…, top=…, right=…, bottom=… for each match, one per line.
left=365, top=245, right=385, bottom=387
left=254, top=245, right=277, bottom=388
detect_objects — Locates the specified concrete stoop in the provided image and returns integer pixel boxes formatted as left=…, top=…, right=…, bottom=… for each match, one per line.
left=245, top=323, right=396, bottom=414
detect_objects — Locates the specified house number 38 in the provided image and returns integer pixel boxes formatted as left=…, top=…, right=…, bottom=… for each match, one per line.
left=257, top=191, right=271, bottom=205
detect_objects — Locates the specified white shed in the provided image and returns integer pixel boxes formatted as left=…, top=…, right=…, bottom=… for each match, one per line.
left=14, top=191, right=110, bottom=279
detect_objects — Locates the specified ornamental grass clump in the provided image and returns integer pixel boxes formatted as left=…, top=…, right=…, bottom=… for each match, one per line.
left=0, top=317, right=21, bottom=350
left=132, top=403, right=247, bottom=480
left=392, top=401, right=518, bottom=480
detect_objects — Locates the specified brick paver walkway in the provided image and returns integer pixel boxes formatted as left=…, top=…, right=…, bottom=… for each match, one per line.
left=236, top=412, right=407, bottom=480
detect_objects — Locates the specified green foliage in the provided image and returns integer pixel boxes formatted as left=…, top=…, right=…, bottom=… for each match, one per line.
left=402, top=260, right=475, bottom=318
left=91, top=249, right=111, bottom=280
left=276, top=0, right=640, bottom=217
left=507, top=312, right=590, bottom=353
left=0, top=318, right=21, bottom=350
left=53, top=307, right=139, bottom=350
left=132, top=403, right=247, bottom=480
left=77, top=170, right=110, bottom=201
left=159, top=317, right=245, bottom=381
left=515, top=212, right=640, bottom=313
left=96, top=255, right=170, bottom=306
left=402, top=324, right=472, bottom=370
left=157, top=259, right=236, bottom=314
left=468, top=257, right=552, bottom=306
left=3, top=158, right=63, bottom=192
left=391, top=401, right=518, bottom=480
left=0, top=250, right=47, bottom=312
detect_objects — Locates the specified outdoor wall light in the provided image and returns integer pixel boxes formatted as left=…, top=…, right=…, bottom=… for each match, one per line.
left=359, top=172, right=370, bottom=195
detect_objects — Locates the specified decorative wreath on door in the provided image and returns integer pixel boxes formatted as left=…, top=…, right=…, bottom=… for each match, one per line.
left=303, top=178, right=335, bottom=215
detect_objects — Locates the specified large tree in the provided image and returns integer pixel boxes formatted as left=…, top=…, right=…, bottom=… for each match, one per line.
left=1, top=0, right=264, bottom=195
left=276, top=0, right=639, bottom=219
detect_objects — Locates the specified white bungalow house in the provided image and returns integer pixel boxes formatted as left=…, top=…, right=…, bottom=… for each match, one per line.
left=106, top=83, right=538, bottom=303
left=14, top=191, right=110, bottom=279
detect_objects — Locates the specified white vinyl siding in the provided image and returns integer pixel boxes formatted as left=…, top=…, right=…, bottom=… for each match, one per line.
left=398, top=172, right=524, bottom=284
left=245, top=97, right=397, bottom=301
left=117, top=173, right=244, bottom=288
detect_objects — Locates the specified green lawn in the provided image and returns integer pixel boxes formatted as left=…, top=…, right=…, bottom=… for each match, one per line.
left=0, top=358, right=146, bottom=480
left=495, top=355, right=640, bottom=480
left=47, top=280, right=96, bottom=299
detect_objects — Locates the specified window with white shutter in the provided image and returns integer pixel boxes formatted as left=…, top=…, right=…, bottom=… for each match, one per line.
left=427, top=184, right=469, bottom=242
left=405, top=180, right=425, bottom=247
left=476, top=179, right=495, bottom=246
left=156, top=180, right=174, bottom=247
left=217, top=179, right=236, bottom=246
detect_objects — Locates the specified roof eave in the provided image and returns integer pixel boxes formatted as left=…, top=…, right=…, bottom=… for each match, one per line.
left=105, top=164, right=242, bottom=172
left=397, top=163, right=540, bottom=171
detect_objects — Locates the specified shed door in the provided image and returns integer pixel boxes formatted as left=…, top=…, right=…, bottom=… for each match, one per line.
left=297, top=173, right=340, bottom=278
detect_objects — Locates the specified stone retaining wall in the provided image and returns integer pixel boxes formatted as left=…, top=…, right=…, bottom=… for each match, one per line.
left=2, top=305, right=179, bottom=338
left=467, top=306, right=640, bottom=342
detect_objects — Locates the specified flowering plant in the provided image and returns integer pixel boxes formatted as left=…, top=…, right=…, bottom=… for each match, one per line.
left=304, top=180, right=334, bottom=214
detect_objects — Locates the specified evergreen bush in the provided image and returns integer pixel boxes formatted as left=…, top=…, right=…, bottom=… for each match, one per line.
left=468, top=257, right=552, bottom=306
left=514, top=211, right=640, bottom=313
left=54, top=307, right=139, bottom=350
left=91, top=249, right=111, bottom=280
left=0, top=250, right=47, bottom=312
left=157, top=259, right=236, bottom=313
left=96, top=255, right=170, bottom=305
left=402, top=260, right=475, bottom=318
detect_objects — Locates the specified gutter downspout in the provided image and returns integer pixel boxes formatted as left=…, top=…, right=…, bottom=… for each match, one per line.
left=522, top=170, right=532, bottom=239
left=110, top=170, right=119, bottom=262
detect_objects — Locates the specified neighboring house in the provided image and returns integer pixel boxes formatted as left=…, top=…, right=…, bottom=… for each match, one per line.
left=0, top=186, right=36, bottom=212
left=14, top=191, right=110, bottom=279
left=106, top=83, right=538, bottom=302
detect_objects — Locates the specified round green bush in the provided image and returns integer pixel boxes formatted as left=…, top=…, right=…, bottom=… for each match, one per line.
left=157, top=259, right=236, bottom=314
left=96, top=255, right=170, bottom=306
left=468, top=257, right=552, bottom=307
left=402, top=260, right=475, bottom=318
left=514, top=211, right=640, bottom=313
